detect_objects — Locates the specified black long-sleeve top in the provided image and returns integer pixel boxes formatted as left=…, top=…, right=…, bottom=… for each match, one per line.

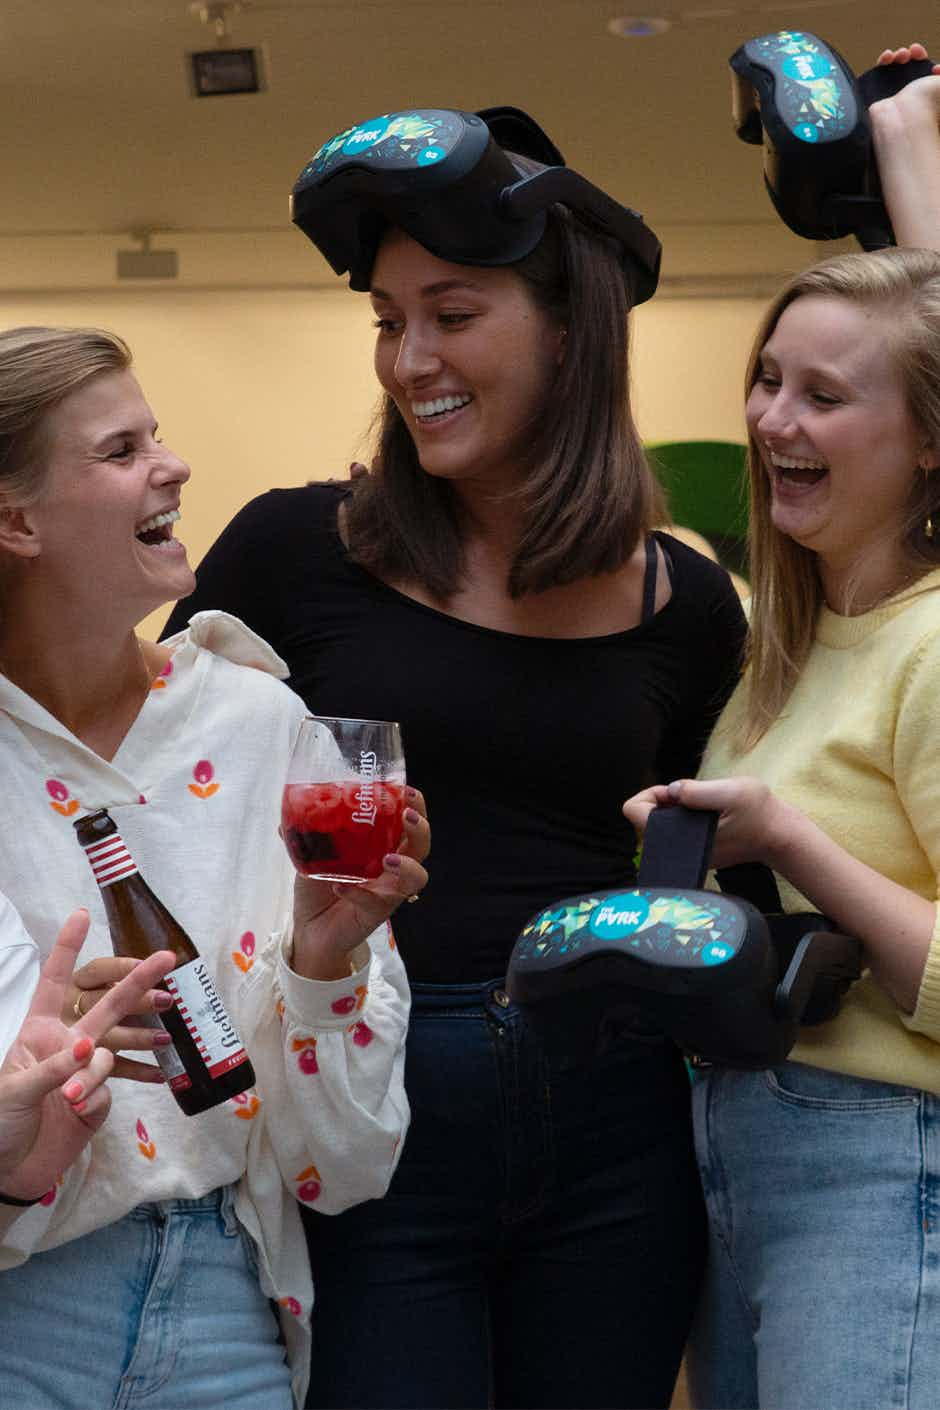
left=164, top=484, right=746, bottom=982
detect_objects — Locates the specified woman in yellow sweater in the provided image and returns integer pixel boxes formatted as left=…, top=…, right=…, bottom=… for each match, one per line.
left=625, top=54, right=940, bottom=1410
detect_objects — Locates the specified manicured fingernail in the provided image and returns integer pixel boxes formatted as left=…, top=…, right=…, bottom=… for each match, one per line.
left=667, top=780, right=683, bottom=799
left=63, top=1079, right=83, bottom=1102
left=405, top=786, right=417, bottom=800
left=153, top=1032, right=173, bottom=1047
left=384, top=853, right=403, bottom=870
left=404, top=808, right=420, bottom=825
left=72, top=1036, right=93, bottom=1062
left=153, top=992, right=174, bottom=1011
left=72, top=1099, right=88, bottom=1114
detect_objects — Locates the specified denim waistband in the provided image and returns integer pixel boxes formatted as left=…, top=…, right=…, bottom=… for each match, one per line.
left=131, top=1184, right=237, bottom=1229
left=410, top=977, right=512, bottom=1015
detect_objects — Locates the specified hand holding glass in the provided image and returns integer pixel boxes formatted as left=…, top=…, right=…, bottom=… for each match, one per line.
left=282, top=716, right=407, bottom=883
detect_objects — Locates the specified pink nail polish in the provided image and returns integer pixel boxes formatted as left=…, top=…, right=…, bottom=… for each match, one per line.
left=404, top=786, right=417, bottom=800
left=153, top=1032, right=173, bottom=1047
left=63, top=1079, right=83, bottom=1102
left=384, top=853, right=403, bottom=870
left=72, top=1099, right=88, bottom=1115
left=404, top=808, right=420, bottom=825
left=153, top=992, right=174, bottom=1011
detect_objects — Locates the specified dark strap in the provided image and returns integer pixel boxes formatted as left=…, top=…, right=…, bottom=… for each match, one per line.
left=638, top=805, right=718, bottom=889
left=716, top=863, right=783, bottom=914
left=641, top=535, right=658, bottom=623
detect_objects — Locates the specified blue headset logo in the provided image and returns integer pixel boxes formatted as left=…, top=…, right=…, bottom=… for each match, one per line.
left=589, top=893, right=651, bottom=940
left=782, top=51, right=832, bottom=83
left=343, top=122, right=389, bottom=155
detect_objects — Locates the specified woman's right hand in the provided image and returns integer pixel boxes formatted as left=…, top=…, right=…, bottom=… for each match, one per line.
left=66, top=954, right=177, bottom=1081
left=0, top=911, right=175, bottom=1201
left=869, top=43, right=940, bottom=252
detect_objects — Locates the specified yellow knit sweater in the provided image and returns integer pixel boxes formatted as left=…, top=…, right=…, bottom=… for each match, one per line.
left=700, top=568, right=940, bottom=1094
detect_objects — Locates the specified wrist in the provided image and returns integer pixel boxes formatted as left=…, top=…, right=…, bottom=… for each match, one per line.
left=289, top=932, right=358, bottom=982
left=762, top=797, right=803, bottom=874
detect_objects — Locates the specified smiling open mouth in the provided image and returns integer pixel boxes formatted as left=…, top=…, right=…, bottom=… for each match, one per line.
left=770, top=453, right=828, bottom=488
left=135, top=508, right=180, bottom=547
left=412, top=394, right=473, bottom=423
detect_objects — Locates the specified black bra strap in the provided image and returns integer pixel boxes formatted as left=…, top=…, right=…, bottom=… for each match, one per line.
left=641, top=535, right=658, bottom=623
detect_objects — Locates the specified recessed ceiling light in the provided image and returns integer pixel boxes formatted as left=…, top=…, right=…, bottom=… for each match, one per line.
left=607, top=16, right=672, bottom=38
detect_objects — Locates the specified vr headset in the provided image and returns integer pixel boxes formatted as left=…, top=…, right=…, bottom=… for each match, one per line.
left=506, top=805, right=861, bottom=1068
left=290, top=105, right=661, bottom=306
left=731, top=30, right=935, bottom=249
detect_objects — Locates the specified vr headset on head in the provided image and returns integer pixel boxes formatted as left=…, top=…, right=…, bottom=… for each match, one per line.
left=290, top=105, right=661, bottom=306
left=731, top=30, right=935, bottom=249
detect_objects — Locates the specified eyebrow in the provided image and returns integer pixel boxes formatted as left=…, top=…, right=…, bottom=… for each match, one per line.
left=91, top=422, right=158, bottom=449
left=370, top=278, right=486, bottom=301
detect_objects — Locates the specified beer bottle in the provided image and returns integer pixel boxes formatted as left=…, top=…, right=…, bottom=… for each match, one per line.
left=74, top=809, right=256, bottom=1116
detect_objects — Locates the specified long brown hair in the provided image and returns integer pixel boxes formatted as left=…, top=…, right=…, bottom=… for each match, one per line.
left=741, top=247, right=940, bottom=749
left=344, top=189, right=665, bottom=601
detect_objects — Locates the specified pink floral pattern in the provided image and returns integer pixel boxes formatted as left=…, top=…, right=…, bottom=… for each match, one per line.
left=45, top=778, right=79, bottom=818
left=188, top=759, right=219, bottom=799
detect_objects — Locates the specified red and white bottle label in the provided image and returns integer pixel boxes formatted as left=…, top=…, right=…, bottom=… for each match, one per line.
left=165, top=958, right=250, bottom=1086
left=81, top=832, right=139, bottom=887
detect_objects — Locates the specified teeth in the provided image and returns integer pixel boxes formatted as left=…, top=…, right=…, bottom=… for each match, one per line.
left=412, top=394, right=472, bottom=418
left=136, top=509, right=180, bottom=534
left=770, top=453, right=828, bottom=472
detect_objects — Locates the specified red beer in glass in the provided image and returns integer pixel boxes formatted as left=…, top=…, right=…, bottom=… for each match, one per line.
left=282, top=717, right=406, bottom=883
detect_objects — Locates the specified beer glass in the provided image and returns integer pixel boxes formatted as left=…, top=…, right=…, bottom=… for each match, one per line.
left=281, top=716, right=407, bottom=883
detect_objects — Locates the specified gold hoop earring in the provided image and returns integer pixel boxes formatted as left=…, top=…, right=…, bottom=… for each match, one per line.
left=924, top=465, right=935, bottom=540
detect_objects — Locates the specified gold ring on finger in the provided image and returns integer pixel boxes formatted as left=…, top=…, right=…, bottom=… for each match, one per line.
left=72, top=991, right=88, bottom=1020
left=406, top=893, right=420, bottom=904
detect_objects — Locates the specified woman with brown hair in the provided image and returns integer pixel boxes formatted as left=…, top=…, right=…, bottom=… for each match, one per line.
left=166, top=107, right=746, bottom=1408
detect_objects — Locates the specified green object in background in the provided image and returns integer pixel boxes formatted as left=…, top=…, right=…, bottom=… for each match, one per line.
left=647, top=440, right=749, bottom=575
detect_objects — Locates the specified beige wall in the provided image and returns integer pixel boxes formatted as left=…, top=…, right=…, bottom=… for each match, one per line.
left=0, top=285, right=763, bottom=638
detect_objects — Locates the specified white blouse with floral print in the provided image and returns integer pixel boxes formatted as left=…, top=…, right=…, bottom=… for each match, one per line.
left=0, top=612, right=411, bottom=1407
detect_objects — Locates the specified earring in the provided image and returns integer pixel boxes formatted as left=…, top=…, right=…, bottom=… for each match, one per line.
left=923, top=462, right=935, bottom=540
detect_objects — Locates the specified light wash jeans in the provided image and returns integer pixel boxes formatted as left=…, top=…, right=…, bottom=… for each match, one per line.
left=688, top=1062, right=940, bottom=1410
left=0, top=1186, right=293, bottom=1410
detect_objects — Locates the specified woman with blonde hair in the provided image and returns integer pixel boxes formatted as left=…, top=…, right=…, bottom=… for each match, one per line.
left=0, top=323, right=429, bottom=1409
left=625, top=60, right=940, bottom=1406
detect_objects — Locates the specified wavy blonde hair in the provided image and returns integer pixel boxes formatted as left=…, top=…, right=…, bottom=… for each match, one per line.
left=741, top=247, right=940, bottom=749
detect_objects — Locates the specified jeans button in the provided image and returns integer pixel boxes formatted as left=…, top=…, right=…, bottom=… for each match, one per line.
left=492, top=988, right=511, bottom=1008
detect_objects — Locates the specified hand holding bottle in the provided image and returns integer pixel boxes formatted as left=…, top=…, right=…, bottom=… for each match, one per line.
left=0, top=909, right=174, bottom=1203
left=290, top=785, right=430, bottom=981
left=64, top=953, right=179, bottom=1082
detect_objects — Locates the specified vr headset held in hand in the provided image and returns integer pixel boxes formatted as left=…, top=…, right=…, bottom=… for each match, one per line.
left=506, top=804, right=861, bottom=1069
left=731, top=30, right=935, bottom=249
left=290, top=106, right=661, bottom=306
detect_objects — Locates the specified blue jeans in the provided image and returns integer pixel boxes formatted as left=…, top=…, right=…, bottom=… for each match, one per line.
left=688, top=1063, right=940, bottom=1410
left=304, top=979, right=705, bottom=1409
left=0, top=1187, right=292, bottom=1410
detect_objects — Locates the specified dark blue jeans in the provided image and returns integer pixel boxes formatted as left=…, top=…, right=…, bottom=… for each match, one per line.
left=303, top=980, right=705, bottom=1409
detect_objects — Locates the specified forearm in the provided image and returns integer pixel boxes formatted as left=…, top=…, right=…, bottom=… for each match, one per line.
left=870, top=83, right=940, bottom=252
left=768, top=802, right=935, bottom=1012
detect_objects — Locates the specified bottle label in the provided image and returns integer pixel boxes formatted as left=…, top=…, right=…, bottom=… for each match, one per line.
left=165, top=958, right=251, bottom=1083
left=81, top=832, right=139, bottom=888
left=141, top=1015, right=190, bottom=1089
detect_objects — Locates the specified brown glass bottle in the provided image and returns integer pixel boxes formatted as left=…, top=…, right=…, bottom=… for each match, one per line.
left=74, top=809, right=256, bottom=1116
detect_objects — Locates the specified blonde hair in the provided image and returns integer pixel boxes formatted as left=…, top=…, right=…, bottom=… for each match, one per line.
left=0, top=326, right=131, bottom=507
left=741, top=247, right=940, bottom=749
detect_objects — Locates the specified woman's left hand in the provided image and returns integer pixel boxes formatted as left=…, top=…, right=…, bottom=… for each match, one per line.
left=623, top=776, right=795, bottom=872
left=290, top=788, right=431, bottom=980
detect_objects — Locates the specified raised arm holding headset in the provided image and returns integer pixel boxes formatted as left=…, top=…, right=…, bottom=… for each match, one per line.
left=623, top=40, right=940, bottom=1410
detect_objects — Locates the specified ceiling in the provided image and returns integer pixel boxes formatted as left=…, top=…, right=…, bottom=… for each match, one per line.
left=0, top=0, right=935, bottom=283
